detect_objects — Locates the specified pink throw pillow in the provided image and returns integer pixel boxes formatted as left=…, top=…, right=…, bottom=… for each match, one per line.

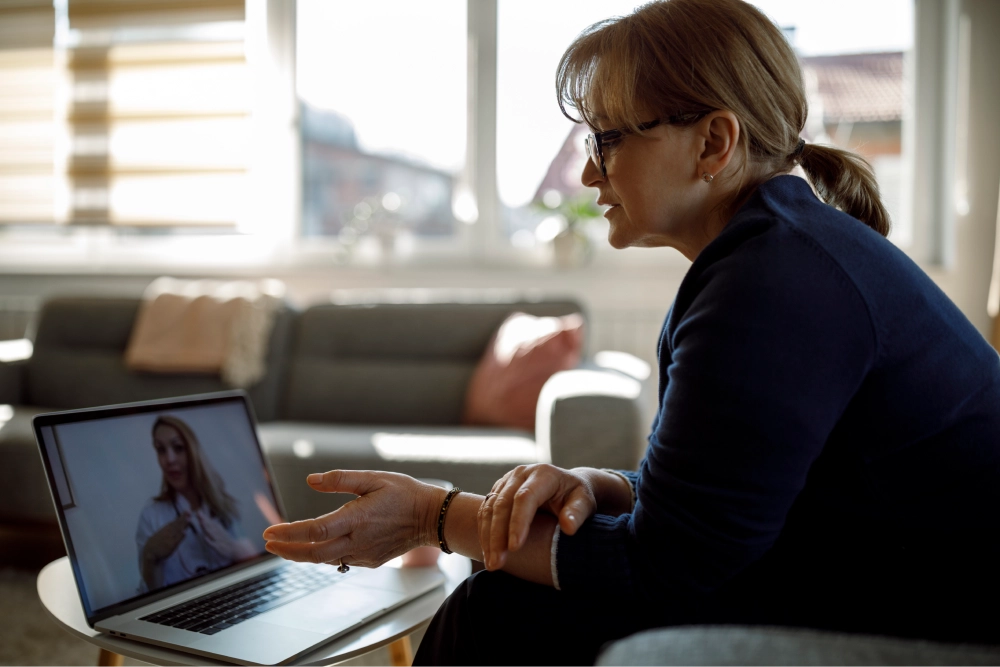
left=462, top=312, right=584, bottom=432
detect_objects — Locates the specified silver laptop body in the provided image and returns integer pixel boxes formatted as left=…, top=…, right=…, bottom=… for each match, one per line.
left=34, top=391, right=445, bottom=665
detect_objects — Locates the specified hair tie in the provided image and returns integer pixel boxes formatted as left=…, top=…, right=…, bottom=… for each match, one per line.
left=791, top=138, right=806, bottom=159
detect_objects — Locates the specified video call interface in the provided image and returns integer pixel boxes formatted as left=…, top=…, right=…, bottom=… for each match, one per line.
left=38, top=399, right=279, bottom=614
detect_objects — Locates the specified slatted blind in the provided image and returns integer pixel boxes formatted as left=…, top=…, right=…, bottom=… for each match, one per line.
left=0, top=0, right=57, bottom=224
left=0, top=0, right=249, bottom=227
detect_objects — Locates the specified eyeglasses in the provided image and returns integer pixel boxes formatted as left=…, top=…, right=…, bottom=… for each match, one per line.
left=584, top=111, right=711, bottom=178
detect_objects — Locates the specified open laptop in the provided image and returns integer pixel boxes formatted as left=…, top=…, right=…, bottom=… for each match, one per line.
left=33, top=390, right=446, bottom=665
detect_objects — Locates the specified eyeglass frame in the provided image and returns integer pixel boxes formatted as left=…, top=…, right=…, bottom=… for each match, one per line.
left=584, top=111, right=712, bottom=178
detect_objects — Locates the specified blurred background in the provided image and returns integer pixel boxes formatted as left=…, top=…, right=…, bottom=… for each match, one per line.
left=0, top=0, right=998, bottom=383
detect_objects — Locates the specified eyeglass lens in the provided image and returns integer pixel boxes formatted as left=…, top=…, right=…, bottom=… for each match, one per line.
left=585, top=134, right=602, bottom=174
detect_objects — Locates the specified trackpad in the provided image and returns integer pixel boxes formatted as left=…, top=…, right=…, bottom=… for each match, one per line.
left=258, top=583, right=407, bottom=635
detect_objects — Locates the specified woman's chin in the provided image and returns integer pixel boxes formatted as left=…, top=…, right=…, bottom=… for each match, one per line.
left=606, top=227, right=634, bottom=250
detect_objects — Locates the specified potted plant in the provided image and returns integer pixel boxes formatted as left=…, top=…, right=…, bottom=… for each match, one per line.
left=536, top=191, right=602, bottom=269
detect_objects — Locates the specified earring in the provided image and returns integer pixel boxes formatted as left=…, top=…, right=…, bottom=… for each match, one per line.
left=702, top=173, right=714, bottom=183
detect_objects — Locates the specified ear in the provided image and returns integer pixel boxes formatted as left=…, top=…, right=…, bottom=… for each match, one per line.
left=694, top=110, right=740, bottom=180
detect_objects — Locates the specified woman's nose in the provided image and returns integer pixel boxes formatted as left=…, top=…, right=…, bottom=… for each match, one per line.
left=581, top=156, right=604, bottom=187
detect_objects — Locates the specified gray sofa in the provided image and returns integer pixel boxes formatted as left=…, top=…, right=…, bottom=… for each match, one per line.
left=597, top=625, right=1000, bottom=666
left=0, top=295, right=647, bottom=527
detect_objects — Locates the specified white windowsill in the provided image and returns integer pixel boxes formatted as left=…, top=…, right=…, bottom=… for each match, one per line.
left=0, top=230, right=693, bottom=277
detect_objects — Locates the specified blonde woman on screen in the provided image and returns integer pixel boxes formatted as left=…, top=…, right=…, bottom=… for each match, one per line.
left=136, top=416, right=256, bottom=591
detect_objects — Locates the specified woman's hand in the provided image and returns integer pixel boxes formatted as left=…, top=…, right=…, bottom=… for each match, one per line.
left=479, top=464, right=598, bottom=571
left=196, top=509, right=257, bottom=561
left=143, top=511, right=190, bottom=563
left=141, top=511, right=190, bottom=589
left=262, top=470, right=447, bottom=568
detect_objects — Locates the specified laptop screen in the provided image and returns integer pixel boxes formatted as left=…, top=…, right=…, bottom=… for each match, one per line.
left=35, top=394, right=280, bottom=619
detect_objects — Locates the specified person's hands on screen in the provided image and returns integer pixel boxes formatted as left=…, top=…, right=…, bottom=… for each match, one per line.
left=143, top=511, right=190, bottom=563
left=196, top=509, right=257, bottom=561
left=479, top=464, right=597, bottom=571
left=261, top=471, right=447, bottom=568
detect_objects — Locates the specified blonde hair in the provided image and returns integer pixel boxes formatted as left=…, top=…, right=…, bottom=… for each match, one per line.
left=153, top=415, right=238, bottom=527
left=556, top=0, right=891, bottom=237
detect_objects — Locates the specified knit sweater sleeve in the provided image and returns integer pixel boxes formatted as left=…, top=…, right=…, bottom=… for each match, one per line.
left=555, top=223, right=877, bottom=598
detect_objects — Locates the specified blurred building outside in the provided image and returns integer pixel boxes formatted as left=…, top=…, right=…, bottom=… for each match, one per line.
left=300, top=103, right=454, bottom=246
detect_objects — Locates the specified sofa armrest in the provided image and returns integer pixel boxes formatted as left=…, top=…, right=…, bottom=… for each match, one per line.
left=535, top=365, right=645, bottom=471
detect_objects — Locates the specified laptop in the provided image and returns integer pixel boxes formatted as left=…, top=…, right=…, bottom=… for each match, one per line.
left=33, top=390, right=446, bottom=665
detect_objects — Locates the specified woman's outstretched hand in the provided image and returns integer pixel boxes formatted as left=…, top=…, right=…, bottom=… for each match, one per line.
left=196, top=508, right=257, bottom=561
left=479, top=464, right=598, bottom=571
left=262, top=471, right=447, bottom=568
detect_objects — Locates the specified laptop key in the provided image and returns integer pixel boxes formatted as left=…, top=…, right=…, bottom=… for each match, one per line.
left=187, top=620, right=217, bottom=633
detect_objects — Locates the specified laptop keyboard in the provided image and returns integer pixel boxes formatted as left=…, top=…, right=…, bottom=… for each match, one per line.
left=139, top=562, right=348, bottom=635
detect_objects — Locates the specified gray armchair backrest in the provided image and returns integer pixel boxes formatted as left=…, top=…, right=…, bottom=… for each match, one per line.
left=25, top=297, right=293, bottom=421
left=279, top=300, right=584, bottom=425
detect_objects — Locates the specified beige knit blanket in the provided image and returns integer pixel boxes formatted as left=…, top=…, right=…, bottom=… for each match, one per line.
left=124, top=277, right=285, bottom=388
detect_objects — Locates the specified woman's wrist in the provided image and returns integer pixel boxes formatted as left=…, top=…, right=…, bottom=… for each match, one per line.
left=421, top=483, right=449, bottom=548
left=575, top=467, right=633, bottom=516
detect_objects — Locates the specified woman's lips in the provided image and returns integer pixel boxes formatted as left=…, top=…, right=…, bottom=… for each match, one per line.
left=604, top=204, right=621, bottom=218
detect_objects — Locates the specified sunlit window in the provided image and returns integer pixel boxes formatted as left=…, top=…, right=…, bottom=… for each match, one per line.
left=296, top=0, right=466, bottom=245
left=755, top=0, right=914, bottom=246
left=497, top=1, right=639, bottom=250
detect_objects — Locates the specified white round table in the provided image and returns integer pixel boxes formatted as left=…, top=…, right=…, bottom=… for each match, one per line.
left=37, top=554, right=471, bottom=666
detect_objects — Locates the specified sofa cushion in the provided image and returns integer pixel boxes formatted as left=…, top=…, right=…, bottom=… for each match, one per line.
left=463, top=312, right=584, bottom=431
left=280, top=301, right=583, bottom=425
left=259, top=422, right=537, bottom=521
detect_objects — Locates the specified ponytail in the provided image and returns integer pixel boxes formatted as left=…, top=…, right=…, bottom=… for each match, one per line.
left=798, top=143, right=891, bottom=238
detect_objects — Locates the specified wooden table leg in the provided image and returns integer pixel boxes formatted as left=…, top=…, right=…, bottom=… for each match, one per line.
left=97, top=648, right=124, bottom=666
left=388, top=636, right=413, bottom=666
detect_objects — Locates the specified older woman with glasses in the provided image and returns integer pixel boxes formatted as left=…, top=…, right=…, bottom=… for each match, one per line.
left=262, top=0, right=1000, bottom=663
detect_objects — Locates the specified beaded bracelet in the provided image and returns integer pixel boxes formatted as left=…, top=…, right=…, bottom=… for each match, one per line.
left=437, top=487, right=462, bottom=554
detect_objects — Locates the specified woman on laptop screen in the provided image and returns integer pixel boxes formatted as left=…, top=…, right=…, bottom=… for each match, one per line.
left=136, top=415, right=257, bottom=591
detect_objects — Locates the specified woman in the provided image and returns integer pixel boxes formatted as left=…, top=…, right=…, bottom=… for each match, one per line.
left=136, top=415, right=256, bottom=591
left=263, top=0, right=1000, bottom=662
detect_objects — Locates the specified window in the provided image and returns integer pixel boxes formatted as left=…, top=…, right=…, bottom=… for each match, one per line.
left=0, top=0, right=949, bottom=270
left=296, top=0, right=466, bottom=249
left=496, top=1, right=640, bottom=250
left=752, top=0, right=914, bottom=247
left=295, top=0, right=915, bottom=260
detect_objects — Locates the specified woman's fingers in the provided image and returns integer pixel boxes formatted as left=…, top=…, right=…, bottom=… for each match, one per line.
left=503, top=471, right=558, bottom=552
left=263, top=508, right=351, bottom=543
left=477, top=491, right=498, bottom=569
left=558, top=485, right=596, bottom=535
left=307, top=469, right=383, bottom=496
left=264, top=535, right=352, bottom=564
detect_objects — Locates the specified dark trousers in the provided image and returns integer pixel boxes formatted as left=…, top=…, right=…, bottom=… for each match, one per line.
left=413, top=570, right=674, bottom=666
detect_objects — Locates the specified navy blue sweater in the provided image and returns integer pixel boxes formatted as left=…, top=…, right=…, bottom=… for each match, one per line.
left=557, top=175, right=1000, bottom=643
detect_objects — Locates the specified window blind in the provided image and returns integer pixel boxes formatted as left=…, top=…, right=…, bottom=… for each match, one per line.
left=0, top=0, right=249, bottom=227
left=0, top=0, right=56, bottom=224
